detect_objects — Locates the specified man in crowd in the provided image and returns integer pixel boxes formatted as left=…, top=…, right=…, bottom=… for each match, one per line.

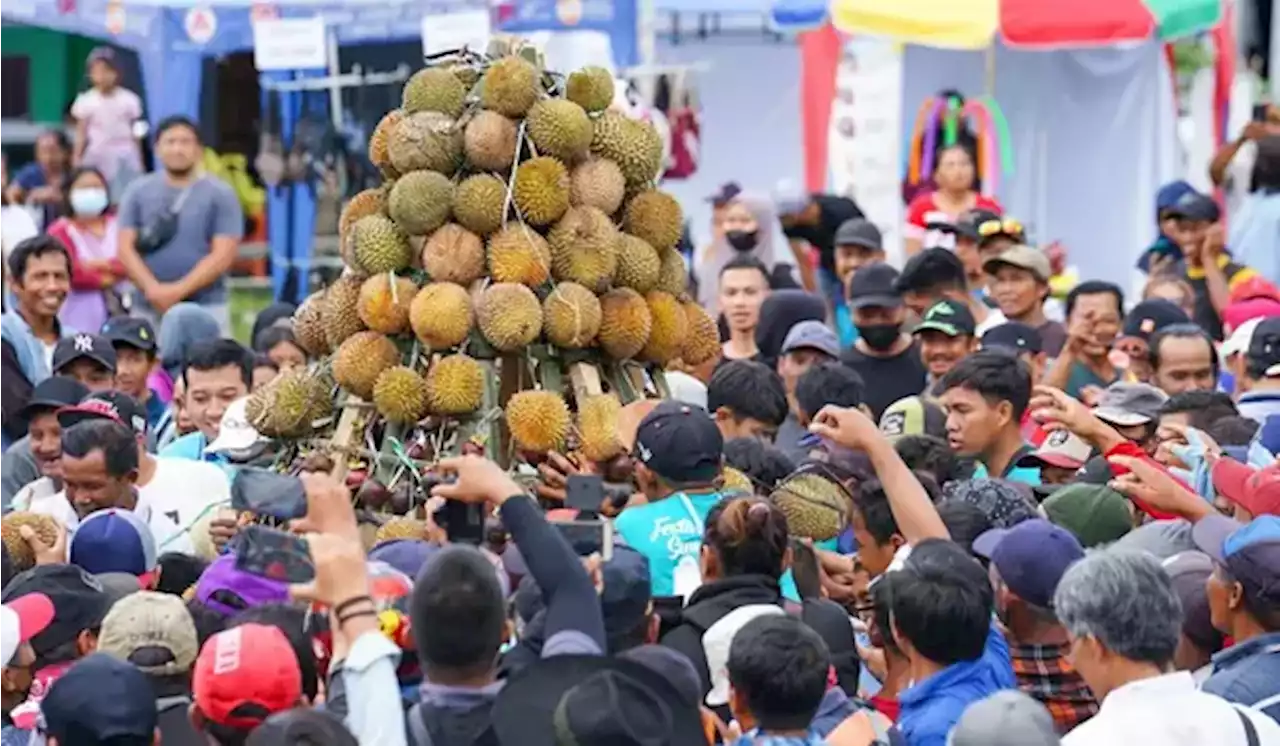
left=1146, top=323, right=1218, bottom=396
left=50, top=333, right=116, bottom=393
left=5, top=377, right=88, bottom=512
left=2, top=236, right=72, bottom=446
left=774, top=181, right=863, bottom=306
left=841, top=262, right=927, bottom=419
left=160, top=338, right=252, bottom=463
left=895, top=248, right=991, bottom=328
left=973, top=520, right=1097, bottom=732
left=831, top=218, right=886, bottom=346
left=980, top=323, right=1049, bottom=447
left=1112, top=298, right=1190, bottom=384
left=951, top=208, right=1003, bottom=291
left=1091, top=383, right=1168, bottom=455
left=0, top=591, right=54, bottom=746
left=1045, top=280, right=1125, bottom=401
left=935, top=350, right=1040, bottom=485
left=1054, top=549, right=1280, bottom=743
left=614, top=401, right=727, bottom=598
left=1016, top=430, right=1091, bottom=486
left=116, top=116, right=243, bottom=334
left=718, top=255, right=771, bottom=363
left=35, top=654, right=161, bottom=746
left=914, top=299, right=979, bottom=383
left=707, top=360, right=788, bottom=443
left=774, top=320, right=841, bottom=460
left=189, top=624, right=303, bottom=743
left=1235, top=317, right=1280, bottom=422
left=983, top=244, right=1067, bottom=356
left=1164, top=191, right=1258, bottom=340
left=102, top=317, right=166, bottom=431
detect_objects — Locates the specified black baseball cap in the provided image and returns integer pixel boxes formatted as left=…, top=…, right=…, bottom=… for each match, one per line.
left=632, top=400, right=723, bottom=483
left=101, top=317, right=158, bottom=354
left=1, top=564, right=109, bottom=659
left=1121, top=299, right=1190, bottom=342
left=1246, top=317, right=1280, bottom=378
left=19, top=376, right=90, bottom=419
left=914, top=298, right=977, bottom=338
left=834, top=218, right=883, bottom=252
left=1165, top=191, right=1221, bottom=222
left=40, top=653, right=158, bottom=743
left=706, top=182, right=741, bottom=207
left=847, top=262, right=902, bottom=310
left=601, top=547, right=652, bottom=643
left=981, top=322, right=1043, bottom=354
left=956, top=208, right=1001, bottom=240
left=52, top=333, right=117, bottom=374
left=58, top=390, right=148, bottom=436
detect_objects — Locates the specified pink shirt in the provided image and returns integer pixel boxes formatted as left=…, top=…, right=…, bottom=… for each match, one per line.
left=71, top=87, right=143, bottom=181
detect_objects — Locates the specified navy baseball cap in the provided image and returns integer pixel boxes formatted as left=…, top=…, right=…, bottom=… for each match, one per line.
left=19, top=376, right=89, bottom=418
left=981, top=322, right=1043, bottom=354
left=914, top=298, right=977, bottom=338
left=632, top=400, right=723, bottom=483
left=602, top=546, right=652, bottom=642
left=58, top=390, right=148, bottom=436
left=69, top=509, right=159, bottom=579
left=40, top=653, right=158, bottom=742
left=1121, top=299, right=1189, bottom=342
left=369, top=539, right=439, bottom=581
left=1192, top=515, right=1280, bottom=607
left=52, top=333, right=117, bottom=374
left=706, top=182, right=741, bottom=206
left=1165, top=191, right=1221, bottom=222
left=973, top=519, right=1084, bottom=609
left=101, top=317, right=158, bottom=353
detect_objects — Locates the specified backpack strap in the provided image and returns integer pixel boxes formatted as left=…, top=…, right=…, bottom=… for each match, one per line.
left=407, top=703, right=432, bottom=746
left=1235, top=706, right=1259, bottom=746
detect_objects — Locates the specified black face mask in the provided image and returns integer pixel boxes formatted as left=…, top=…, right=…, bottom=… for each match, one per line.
left=856, top=323, right=902, bottom=352
left=725, top=229, right=759, bottom=252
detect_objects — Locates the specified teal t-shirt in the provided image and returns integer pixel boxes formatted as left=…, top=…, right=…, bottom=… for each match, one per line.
left=971, top=445, right=1042, bottom=486
left=1063, top=361, right=1120, bottom=401
left=158, top=431, right=235, bottom=478
left=614, top=490, right=727, bottom=597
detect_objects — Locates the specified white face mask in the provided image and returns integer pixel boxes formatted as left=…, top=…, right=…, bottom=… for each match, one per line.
left=69, top=187, right=109, bottom=217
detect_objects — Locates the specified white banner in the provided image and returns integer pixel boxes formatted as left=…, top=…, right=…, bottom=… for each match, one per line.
left=252, top=16, right=326, bottom=71
left=422, top=9, right=491, bottom=57
left=828, top=38, right=905, bottom=267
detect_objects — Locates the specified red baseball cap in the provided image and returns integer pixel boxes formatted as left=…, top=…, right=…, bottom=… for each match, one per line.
left=1212, top=459, right=1280, bottom=517
left=192, top=624, right=301, bottom=729
left=1, top=593, right=55, bottom=667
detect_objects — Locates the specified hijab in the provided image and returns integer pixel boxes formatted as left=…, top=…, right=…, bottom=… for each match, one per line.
left=695, top=192, right=788, bottom=310
left=158, top=302, right=222, bottom=376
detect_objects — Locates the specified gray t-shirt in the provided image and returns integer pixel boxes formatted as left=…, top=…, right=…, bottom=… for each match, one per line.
left=118, top=173, right=244, bottom=304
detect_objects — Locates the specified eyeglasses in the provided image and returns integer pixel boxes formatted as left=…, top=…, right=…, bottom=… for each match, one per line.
left=977, top=218, right=1025, bottom=239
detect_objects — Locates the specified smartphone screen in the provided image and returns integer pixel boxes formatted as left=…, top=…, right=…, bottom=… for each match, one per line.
left=553, top=519, right=613, bottom=561
left=565, top=474, right=605, bottom=513
left=231, top=468, right=308, bottom=520
left=234, top=525, right=314, bottom=583
left=439, top=500, right=485, bottom=545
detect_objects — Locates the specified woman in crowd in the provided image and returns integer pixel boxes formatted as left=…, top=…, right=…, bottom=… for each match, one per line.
left=5, top=129, right=72, bottom=230
left=45, top=166, right=125, bottom=333
left=904, top=144, right=1002, bottom=257
left=696, top=192, right=795, bottom=310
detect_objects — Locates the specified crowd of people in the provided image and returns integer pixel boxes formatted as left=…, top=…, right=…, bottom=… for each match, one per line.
left=0, top=80, right=1279, bottom=746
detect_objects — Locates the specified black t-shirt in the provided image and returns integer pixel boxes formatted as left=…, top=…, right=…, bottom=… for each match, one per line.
left=840, top=342, right=929, bottom=419
left=783, top=195, right=864, bottom=275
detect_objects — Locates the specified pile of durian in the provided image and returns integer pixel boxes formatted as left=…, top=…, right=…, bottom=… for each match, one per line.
left=247, top=42, right=720, bottom=464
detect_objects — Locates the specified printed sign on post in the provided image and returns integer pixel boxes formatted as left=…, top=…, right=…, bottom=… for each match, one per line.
left=421, top=9, right=491, bottom=57
left=253, top=16, right=327, bottom=71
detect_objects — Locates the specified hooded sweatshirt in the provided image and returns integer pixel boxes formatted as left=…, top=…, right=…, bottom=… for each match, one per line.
left=753, top=290, right=828, bottom=370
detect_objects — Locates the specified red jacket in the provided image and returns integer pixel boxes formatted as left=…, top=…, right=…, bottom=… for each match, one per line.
left=45, top=216, right=125, bottom=291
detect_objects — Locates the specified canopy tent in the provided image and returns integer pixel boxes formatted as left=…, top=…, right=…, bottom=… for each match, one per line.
left=798, top=0, right=1223, bottom=282
left=651, top=0, right=828, bottom=32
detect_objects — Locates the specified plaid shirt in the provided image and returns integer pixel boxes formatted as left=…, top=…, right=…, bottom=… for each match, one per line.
left=1010, top=642, right=1099, bottom=733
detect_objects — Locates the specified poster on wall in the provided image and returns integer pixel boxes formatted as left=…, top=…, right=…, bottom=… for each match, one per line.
left=827, top=38, right=904, bottom=266
left=421, top=9, right=491, bottom=56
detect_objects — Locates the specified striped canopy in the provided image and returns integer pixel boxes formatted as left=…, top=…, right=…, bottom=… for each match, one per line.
left=829, top=0, right=1221, bottom=49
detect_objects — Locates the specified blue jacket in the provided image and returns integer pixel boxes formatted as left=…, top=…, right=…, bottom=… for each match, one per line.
left=1201, top=630, right=1280, bottom=721
left=895, top=623, right=1016, bottom=746
left=1, top=310, right=71, bottom=388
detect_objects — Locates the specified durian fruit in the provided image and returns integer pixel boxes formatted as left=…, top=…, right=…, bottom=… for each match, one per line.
left=421, top=224, right=486, bottom=286
left=292, top=291, right=330, bottom=357
left=426, top=354, right=485, bottom=414
left=1, top=512, right=60, bottom=573
left=569, top=158, right=625, bottom=215
left=513, top=157, right=570, bottom=227
left=591, top=110, right=664, bottom=188
left=388, top=111, right=463, bottom=175
left=464, top=111, right=519, bottom=172
left=656, top=247, right=689, bottom=297
left=410, top=282, right=473, bottom=350
left=613, top=234, right=660, bottom=293
left=402, top=67, right=466, bottom=117
left=369, top=110, right=404, bottom=177
left=338, top=189, right=386, bottom=239
left=388, top=171, right=453, bottom=236
left=333, top=331, right=401, bottom=399
left=358, top=273, right=418, bottom=334
left=488, top=225, right=551, bottom=287
left=639, top=290, right=688, bottom=365
left=505, top=390, right=571, bottom=452
left=542, top=282, right=601, bottom=349
left=352, top=214, right=412, bottom=274
left=722, top=466, right=754, bottom=495
left=770, top=472, right=850, bottom=541
left=448, top=63, right=481, bottom=88
left=526, top=99, right=592, bottom=163
left=480, top=56, right=541, bottom=117
left=322, top=274, right=367, bottom=349
left=577, top=393, right=623, bottom=461
left=623, top=189, right=683, bottom=251
left=547, top=206, right=619, bottom=293
left=680, top=300, right=721, bottom=366
left=452, top=174, right=506, bottom=237
left=565, top=66, right=615, bottom=113
left=373, top=366, right=429, bottom=423
left=252, top=366, right=331, bottom=437
left=598, top=287, right=652, bottom=360
left=477, top=283, right=543, bottom=352
left=375, top=516, right=427, bottom=545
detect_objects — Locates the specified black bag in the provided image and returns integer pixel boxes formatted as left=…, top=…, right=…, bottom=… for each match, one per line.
left=135, top=181, right=197, bottom=255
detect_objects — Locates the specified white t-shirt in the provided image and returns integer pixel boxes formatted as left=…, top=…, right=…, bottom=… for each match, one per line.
left=70, top=87, right=144, bottom=182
